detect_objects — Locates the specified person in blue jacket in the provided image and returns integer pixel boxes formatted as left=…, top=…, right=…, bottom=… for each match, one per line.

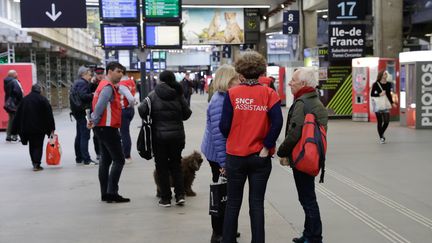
left=201, top=64, right=239, bottom=243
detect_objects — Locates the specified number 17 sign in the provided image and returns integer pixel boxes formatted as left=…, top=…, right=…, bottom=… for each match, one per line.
left=329, top=0, right=367, bottom=21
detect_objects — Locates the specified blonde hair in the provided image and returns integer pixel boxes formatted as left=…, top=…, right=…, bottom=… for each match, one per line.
left=213, top=64, right=238, bottom=92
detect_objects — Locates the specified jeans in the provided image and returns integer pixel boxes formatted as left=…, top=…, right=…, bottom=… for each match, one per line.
left=153, top=140, right=185, bottom=201
left=93, top=131, right=100, bottom=158
left=74, top=117, right=91, bottom=162
left=94, top=127, right=125, bottom=196
left=223, top=154, right=272, bottom=243
left=293, top=168, right=322, bottom=243
left=375, top=111, right=390, bottom=139
left=28, top=133, right=45, bottom=166
left=120, top=107, right=135, bottom=158
left=209, top=161, right=223, bottom=235
left=6, top=112, right=15, bottom=139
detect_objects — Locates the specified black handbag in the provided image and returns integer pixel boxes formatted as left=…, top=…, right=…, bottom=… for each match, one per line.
left=4, top=97, right=17, bottom=113
left=137, top=97, right=153, bottom=160
left=209, top=175, right=227, bottom=217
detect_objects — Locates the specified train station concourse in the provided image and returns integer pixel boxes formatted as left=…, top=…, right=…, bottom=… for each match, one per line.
left=1, top=0, right=432, bottom=243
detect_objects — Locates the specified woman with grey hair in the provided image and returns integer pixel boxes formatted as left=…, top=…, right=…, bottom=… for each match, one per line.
left=12, top=84, right=56, bottom=171
left=219, top=51, right=283, bottom=243
left=277, top=67, right=328, bottom=243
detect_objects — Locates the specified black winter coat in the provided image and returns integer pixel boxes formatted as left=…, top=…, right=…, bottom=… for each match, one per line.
left=3, top=77, right=23, bottom=108
left=12, top=91, right=55, bottom=145
left=138, top=82, right=192, bottom=145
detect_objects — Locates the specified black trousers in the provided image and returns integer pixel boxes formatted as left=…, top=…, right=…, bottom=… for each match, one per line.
left=28, top=133, right=45, bottom=166
left=153, top=140, right=185, bottom=201
left=375, top=111, right=390, bottom=138
left=209, top=161, right=224, bottom=235
left=94, top=127, right=125, bottom=196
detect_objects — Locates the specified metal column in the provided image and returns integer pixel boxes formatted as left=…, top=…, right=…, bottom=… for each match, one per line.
left=30, top=49, right=37, bottom=64
left=56, top=56, right=63, bottom=110
left=7, top=43, right=15, bottom=63
left=45, top=53, right=51, bottom=104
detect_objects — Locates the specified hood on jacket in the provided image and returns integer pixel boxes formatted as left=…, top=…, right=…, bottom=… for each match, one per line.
left=155, top=82, right=179, bottom=101
left=3, top=77, right=15, bottom=89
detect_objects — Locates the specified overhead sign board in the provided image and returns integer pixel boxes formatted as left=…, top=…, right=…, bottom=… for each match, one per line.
left=328, top=0, right=367, bottom=21
left=99, top=0, right=139, bottom=22
left=20, top=0, right=87, bottom=28
left=101, top=24, right=141, bottom=49
left=144, top=0, right=181, bottom=21
left=328, top=24, right=365, bottom=60
left=144, top=23, right=182, bottom=49
left=283, top=10, right=299, bottom=35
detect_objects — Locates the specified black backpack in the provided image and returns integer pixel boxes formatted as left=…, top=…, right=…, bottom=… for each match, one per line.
left=69, top=85, right=84, bottom=113
left=137, top=97, right=153, bottom=160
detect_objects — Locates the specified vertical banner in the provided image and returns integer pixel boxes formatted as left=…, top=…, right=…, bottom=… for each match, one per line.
left=283, top=10, right=299, bottom=35
left=416, top=62, right=432, bottom=128
left=320, top=66, right=353, bottom=116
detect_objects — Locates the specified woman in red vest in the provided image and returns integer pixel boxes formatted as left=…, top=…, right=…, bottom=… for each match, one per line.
left=219, top=51, right=283, bottom=243
left=119, top=73, right=137, bottom=163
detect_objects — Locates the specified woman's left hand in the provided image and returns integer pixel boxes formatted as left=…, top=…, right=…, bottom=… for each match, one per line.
left=259, top=147, right=269, bottom=158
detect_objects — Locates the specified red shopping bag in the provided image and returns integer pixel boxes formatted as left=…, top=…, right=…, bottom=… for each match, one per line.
left=46, top=134, right=61, bottom=165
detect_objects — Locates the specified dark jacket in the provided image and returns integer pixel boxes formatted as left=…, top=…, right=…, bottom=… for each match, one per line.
left=138, top=82, right=192, bottom=145
left=181, top=78, right=193, bottom=98
left=371, top=81, right=394, bottom=104
left=277, top=91, right=328, bottom=162
left=3, top=77, right=23, bottom=110
left=11, top=90, right=55, bottom=145
left=70, top=78, right=93, bottom=118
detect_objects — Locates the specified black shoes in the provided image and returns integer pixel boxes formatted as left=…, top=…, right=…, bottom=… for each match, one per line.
left=33, top=165, right=44, bottom=171
left=293, top=236, right=306, bottom=243
left=175, top=196, right=185, bottom=206
left=103, top=194, right=130, bottom=203
left=158, top=199, right=171, bottom=207
left=210, top=233, right=222, bottom=243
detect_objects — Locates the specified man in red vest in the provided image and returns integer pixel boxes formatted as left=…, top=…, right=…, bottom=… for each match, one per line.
left=88, top=62, right=130, bottom=203
left=118, top=71, right=137, bottom=164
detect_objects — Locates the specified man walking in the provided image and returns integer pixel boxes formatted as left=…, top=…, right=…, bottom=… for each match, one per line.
left=88, top=62, right=130, bottom=203
left=181, top=73, right=193, bottom=106
left=3, top=70, right=23, bottom=142
left=70, top=66, right=97, bottom=165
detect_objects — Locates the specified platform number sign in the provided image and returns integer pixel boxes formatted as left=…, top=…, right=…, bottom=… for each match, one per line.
left=329, top=0, right=366, bottom=21
left=283, top=11, right=299, bottom=35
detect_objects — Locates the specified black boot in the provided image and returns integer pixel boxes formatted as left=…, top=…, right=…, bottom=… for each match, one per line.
left=293, top=236, right=306, bottom=243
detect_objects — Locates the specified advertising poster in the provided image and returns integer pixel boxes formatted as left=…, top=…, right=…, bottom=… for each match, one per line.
left=320, top=66, right=353, bottom=116
left=182, top=8, right=244, bottom=45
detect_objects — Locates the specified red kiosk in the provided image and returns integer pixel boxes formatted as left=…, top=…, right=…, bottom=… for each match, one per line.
left=352, top=57, right=399, bottom=122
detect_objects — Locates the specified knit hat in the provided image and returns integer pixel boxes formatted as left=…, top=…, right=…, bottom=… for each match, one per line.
left=159, top=70, right=176, bottom=83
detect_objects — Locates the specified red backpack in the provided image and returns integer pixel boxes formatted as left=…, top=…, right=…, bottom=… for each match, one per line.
left=291, top=100, right=327, bottom=183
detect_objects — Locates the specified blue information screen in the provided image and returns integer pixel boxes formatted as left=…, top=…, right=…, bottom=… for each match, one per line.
left=100, top=0, right=138, bottom=20
left=145, top=25, right=180, bottom=47
left=103, top=25, right=139, bottom=47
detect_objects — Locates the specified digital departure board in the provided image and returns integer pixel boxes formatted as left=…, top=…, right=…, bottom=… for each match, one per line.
left=99, top=0, right=139, bottom=21
left=145, top=23, right=182, bottom=49
left=101, top=24, right=141, bottom=49
left=144, top=0, right=181, bottom=21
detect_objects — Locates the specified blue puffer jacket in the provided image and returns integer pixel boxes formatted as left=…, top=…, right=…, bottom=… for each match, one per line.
left=201, top=92, right=227, bottom=167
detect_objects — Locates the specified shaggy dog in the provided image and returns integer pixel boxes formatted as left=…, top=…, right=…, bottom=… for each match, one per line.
left=154, top=151, right=203, bottom=197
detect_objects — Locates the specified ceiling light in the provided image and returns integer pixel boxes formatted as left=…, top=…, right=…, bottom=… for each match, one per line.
left=316, top=9, right=328, bottom=13
left=281, top=4, right=285, bottom=9
left=322, top=15, right=328, bottom=19
left=425, top=33, right=432, bottom=37
left=183, top=5, right=270, bottom=9
left=263, top=16, right=267, bottom=20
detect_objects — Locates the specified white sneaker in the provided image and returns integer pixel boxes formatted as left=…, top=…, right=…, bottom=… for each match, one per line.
left=380, top=138, right=385, bottom=144
left=125, top=158, right=133, bottom=164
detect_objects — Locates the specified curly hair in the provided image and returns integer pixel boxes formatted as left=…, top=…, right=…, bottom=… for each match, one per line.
left=234, top=51, right=267, bottom=79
